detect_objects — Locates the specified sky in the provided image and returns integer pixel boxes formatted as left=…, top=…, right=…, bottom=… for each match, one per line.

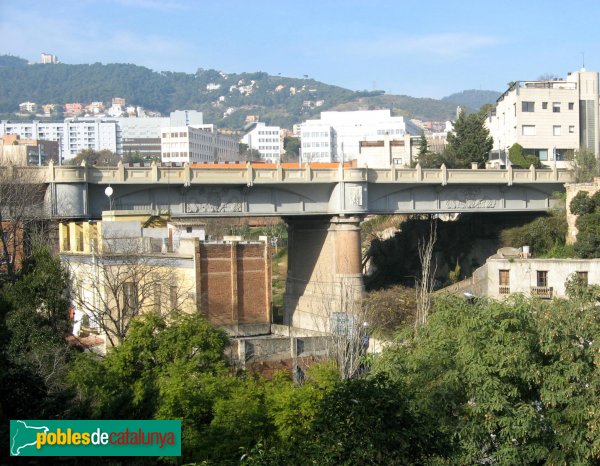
left=1, top=0, right=598, bottom=99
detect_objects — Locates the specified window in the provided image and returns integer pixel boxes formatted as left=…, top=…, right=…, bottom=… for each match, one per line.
left=542, top=102, right=548, bottom=110
left=123, top=282, right=138, bottom=316
left=555, top=149, right=573, bottom=161
left=569, top=125, right=575, bottom=133
left=536, top=271, right=548, bottom=287
left=576, top=271, right=589, bottom=286
left=522, top=101, right=535, bottom=112
left=553, top=125, right=562, bottom=136
left=524, top=148, right=548, bottom=161
left=522, top=125, right=536, bottom=136
left=552, top=102, right=560, bottom=113
left=499, top=269, right=510, bottom=294
left=568, top=102, right=574, bottom=110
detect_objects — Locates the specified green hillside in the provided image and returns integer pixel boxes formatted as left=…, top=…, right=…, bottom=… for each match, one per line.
left=0, top=55, right=494, bottom=128
left=442, top=89, right=501, bottom=110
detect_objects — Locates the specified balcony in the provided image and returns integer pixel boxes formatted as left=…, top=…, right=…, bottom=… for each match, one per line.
left=499, top=286, right=510, bottom=295
left=530, top=286, right=553, bottom=299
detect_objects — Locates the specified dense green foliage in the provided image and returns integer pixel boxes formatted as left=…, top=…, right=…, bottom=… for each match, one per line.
left=445, top=110, right=494, bottom=167
left=570, top=191, right=600, bottom=258
left=570, top=190, right=596, bottom=215
left=501, top=211, right=567, bottom=256
left=509, top=142, right=542, bottom=168
left=0, top=245, right=73, bottom=448
left=378, top=294, right=600, bottom=464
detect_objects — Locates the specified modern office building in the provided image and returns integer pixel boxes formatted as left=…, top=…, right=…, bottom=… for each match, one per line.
left=486, top=69, right=599, bottom=167
left=299, top=109, right=421, bottom=163
left=161, top=124, right=239, bottom=163
left=240, top=122, right=282, bottom=163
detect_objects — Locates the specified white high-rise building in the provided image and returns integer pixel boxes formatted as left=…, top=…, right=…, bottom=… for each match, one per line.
left=486, top=69, right=599, bottom=167
left=299, top=109, right=420, bottom=163
left=161, top=125, right=238, bottom=163
left=240, top=122, right=282, bottom=163
left=0, top=118, right=118, bottom=160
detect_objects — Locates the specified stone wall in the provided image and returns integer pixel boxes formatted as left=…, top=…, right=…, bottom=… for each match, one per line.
left=566, top=180, right=600, bottom=244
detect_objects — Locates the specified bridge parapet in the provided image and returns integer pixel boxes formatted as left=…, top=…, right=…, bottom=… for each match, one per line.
left=7, top=162, right=575, bottom=185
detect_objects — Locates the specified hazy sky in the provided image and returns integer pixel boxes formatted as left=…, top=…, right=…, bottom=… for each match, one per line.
left=1, top=0, right=597, bottom=98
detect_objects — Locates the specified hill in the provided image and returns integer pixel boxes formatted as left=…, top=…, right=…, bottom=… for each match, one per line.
left=442, top=89, right=501, bottom=111
left=0, top=55, right=481, bottom=129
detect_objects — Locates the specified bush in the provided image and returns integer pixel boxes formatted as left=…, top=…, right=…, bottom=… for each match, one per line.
left=570, top=191, right=595, bottom=216
left=501, top=213, right=567, bottom=256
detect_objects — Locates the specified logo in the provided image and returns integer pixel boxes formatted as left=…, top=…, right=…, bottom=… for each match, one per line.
left=10, top=420, right=181, bottom=457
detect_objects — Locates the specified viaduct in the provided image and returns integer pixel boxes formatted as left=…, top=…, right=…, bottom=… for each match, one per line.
left=6, top=161, right=574, bottom=331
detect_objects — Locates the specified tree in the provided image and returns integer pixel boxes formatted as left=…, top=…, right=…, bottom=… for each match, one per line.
left=568, top=148, right=599, bottom=182
left=417, top=133, right=429, bottom=159
left=291, top=374, right=438, bottom=465
left=508, top=143, right=541, bottom=168
left=0, top=244, right=73, bottom=426
left=445, top=110, right=493, bottom=168
left=415, top=217, right=437, bottom=329
left=239, top=143, right=262, bottom=162
left=283, top=136, right=300, bottom=162
left=69, top=311, right=231, bottom=461
left=70, top=148, right=120, bottom=166
left=66, top=237, right=194, bottom=347
left=0, top=165, right=47, bottom=282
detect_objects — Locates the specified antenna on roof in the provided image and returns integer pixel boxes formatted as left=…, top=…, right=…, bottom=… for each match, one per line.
left=582, top=51, right=586, bottom=70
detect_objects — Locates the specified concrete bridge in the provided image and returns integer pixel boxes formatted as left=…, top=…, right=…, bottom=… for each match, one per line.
left=5, top=162, right=574, bottom=331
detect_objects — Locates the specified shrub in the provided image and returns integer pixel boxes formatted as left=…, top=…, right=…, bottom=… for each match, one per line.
left=501, top=213, right=567, bottom=256
left=570, top=191, right=594, bottom=216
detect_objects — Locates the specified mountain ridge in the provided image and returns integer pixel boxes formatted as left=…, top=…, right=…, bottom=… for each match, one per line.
left=0, top=55, right=500, bottom=129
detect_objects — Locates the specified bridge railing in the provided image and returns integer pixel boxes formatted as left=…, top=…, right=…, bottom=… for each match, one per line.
left=8, top=162, right=575, bottom=185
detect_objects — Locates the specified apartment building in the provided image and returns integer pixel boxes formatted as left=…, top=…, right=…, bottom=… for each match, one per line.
left=40, top=53, right=58, bottom=64
left=0, top=118, right=118, bottom=160
left=240, top=122, right=282, bottom=163
left=0, top=111, right=206, bottom=162
left=486, top=69, right=599, bottom=167
left=60, top=212, right=272, bottom=351
left=299, top=109, right=420, bottom=163
left=161, top=124, right=238, bottom=163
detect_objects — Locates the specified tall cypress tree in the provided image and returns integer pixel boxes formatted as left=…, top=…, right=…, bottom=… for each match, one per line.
left=445, top=111, right=493, bottom=168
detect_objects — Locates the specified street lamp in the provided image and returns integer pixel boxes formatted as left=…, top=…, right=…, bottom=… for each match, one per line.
left=105, top=186, right=113, bottom=211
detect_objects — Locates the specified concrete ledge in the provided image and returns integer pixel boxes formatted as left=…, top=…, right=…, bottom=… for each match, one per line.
left=219, top=323, right=271, bottom=337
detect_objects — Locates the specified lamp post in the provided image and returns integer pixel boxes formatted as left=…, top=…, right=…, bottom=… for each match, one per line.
left=105, top=186, right=113, bottom=211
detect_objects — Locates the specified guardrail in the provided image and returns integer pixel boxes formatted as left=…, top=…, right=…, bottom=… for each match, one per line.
left=0, top=161, right=575, bottom=185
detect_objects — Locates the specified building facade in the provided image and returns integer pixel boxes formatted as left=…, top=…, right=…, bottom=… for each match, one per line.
left=61, top=212, right=272, bottom=351
left=0, top=111, right=206, bottom=162
left=486, top=69, right=599, bottom=167
left=471, top=255, right=600, bottom=300
left=0, top=118, right=118, bottom=160
left=161, top=125, right=238, bottom=163
left=240, top=122, right=282, bottom=163
left=299, top=109, right=421, bottom=163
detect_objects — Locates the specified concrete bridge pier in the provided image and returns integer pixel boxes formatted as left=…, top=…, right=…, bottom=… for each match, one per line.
left=283, top=215, right=364, bottom=332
